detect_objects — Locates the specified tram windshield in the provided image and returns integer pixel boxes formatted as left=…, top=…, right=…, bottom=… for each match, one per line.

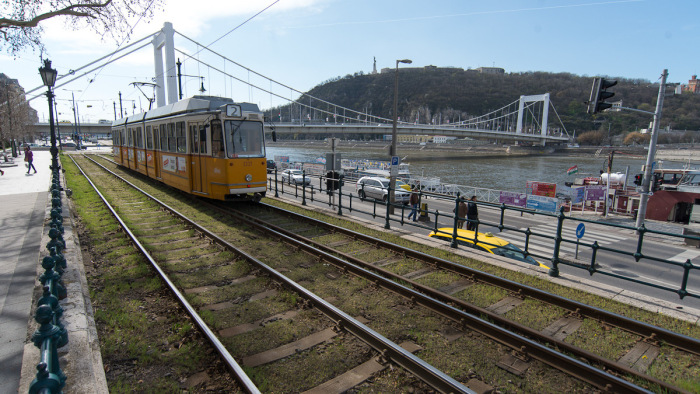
left=223, top=120, right=265, bottom=158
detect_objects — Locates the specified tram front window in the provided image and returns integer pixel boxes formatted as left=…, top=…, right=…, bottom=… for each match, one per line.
left=224, top=120, right=264, bottom=158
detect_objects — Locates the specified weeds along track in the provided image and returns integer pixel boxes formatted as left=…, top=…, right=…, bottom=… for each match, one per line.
left=74, top=153, right=696, bottom=393
left=222, top=202, right=700, bottom=390
left=70, top=155, right=468, bottom=393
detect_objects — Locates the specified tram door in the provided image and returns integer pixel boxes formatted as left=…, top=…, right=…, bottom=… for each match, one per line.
left=132, top=128, right=139, bottom=171
left=189, top=122, right=208, bottom=194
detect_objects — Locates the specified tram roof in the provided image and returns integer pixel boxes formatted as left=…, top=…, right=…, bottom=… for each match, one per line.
left=112, top=96, right=261, bottom=126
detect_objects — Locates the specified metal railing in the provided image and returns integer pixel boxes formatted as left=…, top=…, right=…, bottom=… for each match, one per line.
left=29, top=165, right=69, bottom=393
left=268, top=172, right=700, bottom=300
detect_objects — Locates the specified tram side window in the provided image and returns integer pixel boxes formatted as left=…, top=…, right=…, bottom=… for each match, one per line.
left=189, top=125, right=198, bottom=153
left=146, top=126, right=153, bottom=149
left=153, top=125, right=160, bottom=150
left=121, top=130, right=126, bottom=147
left=160, top=125, right=168, bottom=152
left=210, top=120, right=225, bottom=158
left=136, top=127, right=143, bottom=148
left=127, top=128, right=133, bottom=147
left=176, top=121, right=186, bottom=153
left=199, top=126, right=208, bottom=154
left=167, top=123, right=176, bottom=152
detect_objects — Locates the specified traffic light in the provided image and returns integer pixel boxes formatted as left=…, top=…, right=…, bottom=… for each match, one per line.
left=587, top=77, right=618, bottom=114
left=652, top=174, right=662, bottom=192
left=633, top=174, right=643, bottom=185
left=326, top=171, right=340, bottom=192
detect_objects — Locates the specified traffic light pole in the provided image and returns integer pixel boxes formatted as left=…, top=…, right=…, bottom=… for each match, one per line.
left=635, top=69, right=668, bottom=229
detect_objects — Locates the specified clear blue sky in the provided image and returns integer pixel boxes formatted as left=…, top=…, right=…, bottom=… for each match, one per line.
left=4, top=0, right=698, bottom=123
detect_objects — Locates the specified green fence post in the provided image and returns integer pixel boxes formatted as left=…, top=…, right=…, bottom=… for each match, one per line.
left=302, top=170, right=307, bottom=206
left=549, top=206, right=565, bottom=277
left=384, top=184, right=391, bottom=229
left=451, top=193, right=461, bottom=248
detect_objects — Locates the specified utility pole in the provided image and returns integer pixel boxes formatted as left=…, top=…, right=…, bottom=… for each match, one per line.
left=635, top=69, right=668, bottom=229
left=119, top=91, right=123, bottom=118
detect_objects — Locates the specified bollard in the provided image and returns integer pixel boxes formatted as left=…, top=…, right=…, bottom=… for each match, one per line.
left=40, top=255, right=67, bottom=300
left=37, top=285, right=64, bottom=328
left=30, top=305, right=67, bottom=394
left=46, top=228, right=65, bottom=255
left=419, top=202, right=428, bottom=221
left=49, top=245, right=67, bottom=272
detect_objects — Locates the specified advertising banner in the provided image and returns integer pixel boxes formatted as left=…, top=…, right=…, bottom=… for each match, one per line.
left=162, top=155, right=176, bottom=172
left=585, top=185, right=606, bottom=201
left=526, top=181, right=557, bottom=197
left=526, top=195, right=559, bottom=213
left=572, top=187, right=586, bottom=204
left=499, top=191, right=527, bottom=208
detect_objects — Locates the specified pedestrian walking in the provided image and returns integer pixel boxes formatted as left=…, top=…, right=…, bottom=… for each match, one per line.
left=407, top=186, right=420, bottom=222
left=466, top=195, right=478, bottom=231
left=25, top=146, right=37, bottom=174
left=454, top=198, right=468, bottom=229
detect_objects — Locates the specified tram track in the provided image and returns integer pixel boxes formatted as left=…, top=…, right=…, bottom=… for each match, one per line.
left=212, top=202, right=695, bottom=394
left=69, top=154, right=470, bottom=393
left=70, top=153, right=699, bottom=392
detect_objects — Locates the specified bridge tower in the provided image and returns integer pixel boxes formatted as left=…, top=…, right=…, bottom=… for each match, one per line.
left=152, top=22, right=178, bottom=107
left=516, top=93, right=550, bottom=146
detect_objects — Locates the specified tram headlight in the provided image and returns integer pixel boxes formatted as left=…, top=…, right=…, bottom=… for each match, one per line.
left=245, top=174, right=253, bottom=182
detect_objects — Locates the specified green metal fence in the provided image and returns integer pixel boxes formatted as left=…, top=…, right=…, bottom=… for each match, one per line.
left=269, top=174, right=700, bottom=300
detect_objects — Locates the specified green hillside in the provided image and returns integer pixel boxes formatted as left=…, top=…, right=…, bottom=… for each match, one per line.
left=267, top=68, right=700, bottom=143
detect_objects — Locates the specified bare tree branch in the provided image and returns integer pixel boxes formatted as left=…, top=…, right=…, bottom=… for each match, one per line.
left=0, top=0, right=160, bottom=55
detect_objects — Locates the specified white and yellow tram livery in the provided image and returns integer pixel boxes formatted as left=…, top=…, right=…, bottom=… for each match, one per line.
left=112, top=96, right=268, bottom=201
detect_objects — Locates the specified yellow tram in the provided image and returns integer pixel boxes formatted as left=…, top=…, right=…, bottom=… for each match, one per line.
left=111, top=96, right=269, bottom=201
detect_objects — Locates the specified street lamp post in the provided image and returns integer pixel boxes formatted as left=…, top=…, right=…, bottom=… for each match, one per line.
left=389, top=58, right=412, bottom=214
left=39, top=59, right=59, bottom=172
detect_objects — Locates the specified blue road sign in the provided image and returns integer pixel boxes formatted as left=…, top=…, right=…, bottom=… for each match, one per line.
left=391, top=156, right=399, bottom=166
left=576, top=223, right=585, bottom=239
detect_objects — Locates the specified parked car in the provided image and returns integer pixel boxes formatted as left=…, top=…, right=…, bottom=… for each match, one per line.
left=280, top=169, right=310, bottom=185
left=428, top=228, right=548, bottom=268
left=356, top=176, right=411, bottom=204
left=267, top=160, right=276, bottom=173
left=394, top=179, right=412, bottom=191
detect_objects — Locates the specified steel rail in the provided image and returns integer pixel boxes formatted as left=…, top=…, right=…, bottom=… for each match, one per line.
left=69, top=156, right=261, bottom=394
left=79, top=155, right=472, bottom=394
left=256, top=202, right=700, bottom=357
left=220, top=203, right=683, bottom=393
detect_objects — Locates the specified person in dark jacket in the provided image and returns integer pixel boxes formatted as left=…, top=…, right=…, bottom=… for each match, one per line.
left=407, top=186, right=420, bottom=222
left=454, top=199, right=468, bottom=229
left=466, top=195, right=478, bottom=231
left=25, top=146, right=36, bottom=174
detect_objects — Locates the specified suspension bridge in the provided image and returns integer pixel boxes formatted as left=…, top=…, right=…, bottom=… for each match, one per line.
left=28, top=22, right=570, bottom=145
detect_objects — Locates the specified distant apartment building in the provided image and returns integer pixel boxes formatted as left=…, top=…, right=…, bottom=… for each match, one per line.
left=432, top=136, right=457, bottom=143
left=397, top=135, right=431, bottom=143
left=682, top=75, right=700, bottom=93
left=476, top=67, right=505, bottom=74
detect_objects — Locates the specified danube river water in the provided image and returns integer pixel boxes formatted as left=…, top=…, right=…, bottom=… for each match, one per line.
left=267, top=145, right=698, bottom=194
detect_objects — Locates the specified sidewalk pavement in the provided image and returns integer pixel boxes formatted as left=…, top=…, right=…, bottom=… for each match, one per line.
left=0, top=151, right=107, bottom=394
left=0, top=151, right=51, bottom=394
